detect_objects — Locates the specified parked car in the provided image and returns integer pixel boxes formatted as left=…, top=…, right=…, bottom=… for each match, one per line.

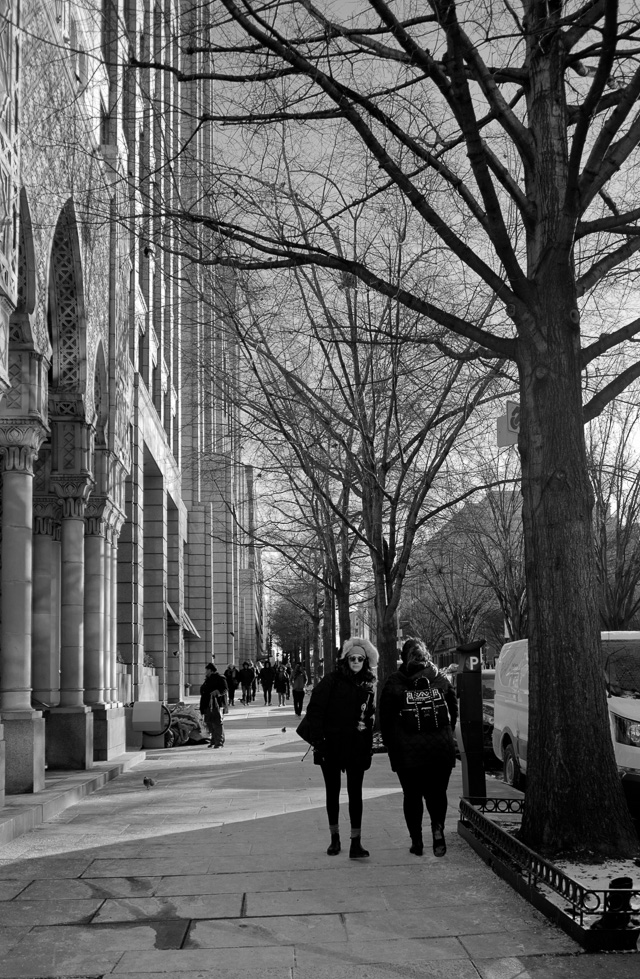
left=445, top=663, right=497, bottom=764
left=481, top=668, right=496, bottom=757
left=492, top=632, right=640, bottom=810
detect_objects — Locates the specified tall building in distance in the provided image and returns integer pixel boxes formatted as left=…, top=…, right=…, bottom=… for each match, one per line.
left=0, top=0, right=263, bottom=800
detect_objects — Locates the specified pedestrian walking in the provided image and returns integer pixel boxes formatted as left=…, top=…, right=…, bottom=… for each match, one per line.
left=224, top=664, right=239, bottom=706
left=379, top=637, right=458, bottom=857
left=274, top=663, right=290, bottom=706
left=260, top=659, right=275, bottom=705
left=199, top=663, right=229, bottom=748
left=296, top=637, right=377, bottom=859
left=291, top=663, right=308, bottom=716
left=238, top=661, right=256, bottom=705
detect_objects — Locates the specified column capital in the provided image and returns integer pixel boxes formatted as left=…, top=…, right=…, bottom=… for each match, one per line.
left=85, top=496, right=113, bottom=537
left=33, top=496, right=62, bottom=537
left=109, top=505, right=126, bottom=541
left=0, top=421, right=48, bottom=474
left=50, top=474, right=94, bottom=518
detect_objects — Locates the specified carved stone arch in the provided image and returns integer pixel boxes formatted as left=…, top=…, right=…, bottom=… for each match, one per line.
left=11, top=188, right=37, bottom=342
left=93, top=340, right=108, bottom=446
left=48, top=199, right=88, bottom=418
left=2, top=189, right=49, bottom=421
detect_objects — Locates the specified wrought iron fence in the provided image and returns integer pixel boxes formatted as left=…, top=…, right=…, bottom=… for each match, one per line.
left=459, top=798, right=640, bottom=929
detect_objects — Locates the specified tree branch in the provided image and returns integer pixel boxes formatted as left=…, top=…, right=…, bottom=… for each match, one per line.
left=577, top=205, right=640, bottom=237
left=583, top=360, right=640, bottom=422
left=581, top=315, right=640, bottom=367
left=577, top=235, right=640, bottom=296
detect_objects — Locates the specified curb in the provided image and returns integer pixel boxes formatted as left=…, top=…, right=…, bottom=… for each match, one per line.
left=0, top=751, right=146, bottom=845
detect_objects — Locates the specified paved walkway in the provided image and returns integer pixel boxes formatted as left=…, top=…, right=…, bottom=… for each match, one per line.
left=0, top=702, right=637, bottom=979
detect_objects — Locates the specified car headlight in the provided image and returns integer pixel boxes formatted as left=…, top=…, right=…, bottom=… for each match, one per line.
left=614, top=714, right=640, bottom=747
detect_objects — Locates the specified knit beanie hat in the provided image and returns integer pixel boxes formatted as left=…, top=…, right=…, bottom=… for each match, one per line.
left=340, top=637, right=379, bottom=671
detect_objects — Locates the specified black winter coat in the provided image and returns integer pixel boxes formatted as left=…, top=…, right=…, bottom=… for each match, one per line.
left=238, top=666, right=255, bottom=687
left=379, top=666, right=458, bottom=772
left=199, top=671, right=228, bottom=713
left=224, top=667, right=239, bottom=690
left=303, top=666, right=376, bottom=770
left=260, top=664, right=275, bottom=687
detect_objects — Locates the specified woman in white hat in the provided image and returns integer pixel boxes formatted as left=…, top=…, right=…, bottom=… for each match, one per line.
left=297, top=637, right=378, bottom=858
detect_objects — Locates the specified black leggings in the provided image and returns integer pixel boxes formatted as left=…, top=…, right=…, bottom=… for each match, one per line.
left=320, top=761, right=366, bottom=829
left=396, top=762, right=453, bottom=840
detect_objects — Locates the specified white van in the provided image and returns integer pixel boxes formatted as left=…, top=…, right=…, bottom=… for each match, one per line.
left=492, top=632, right=640, bottom=810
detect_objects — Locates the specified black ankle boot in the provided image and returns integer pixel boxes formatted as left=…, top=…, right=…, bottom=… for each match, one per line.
left=410, top=838, right=424, bottom=856
left=432, top=826, right=446, bottom=857
left=349, top=837, right=370, bottom=859
left=327, top=833, right=341, bottom=856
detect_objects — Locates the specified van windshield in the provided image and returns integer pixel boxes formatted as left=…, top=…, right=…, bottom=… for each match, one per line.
left=602, top=640, right=640, bottom=698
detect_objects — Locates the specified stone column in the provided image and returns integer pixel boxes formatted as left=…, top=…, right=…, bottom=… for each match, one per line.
left=84, top=498, right=109, bottom=705
left=103, top=521, right=114, bottom=701
left=32, top=501, right=62, bottom=707
left=46, top=477, right=94, bottom=770
left=90, top=505, right=126, bottom=761
left=0, top=427, right=47, bottom=793
left=109, top=511, right=125, bottom=704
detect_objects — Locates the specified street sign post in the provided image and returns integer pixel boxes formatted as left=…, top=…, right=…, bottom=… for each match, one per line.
left=497, top=400, right=520, bottom=447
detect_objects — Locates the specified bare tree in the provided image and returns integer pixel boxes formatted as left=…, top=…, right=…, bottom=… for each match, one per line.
left=205, top=247, right=505, bottom=688
left=418, top=548, right=497, bottom=645
left=449, top=457, right=528, bottom=642
left=588, top=399, right=640, bottom=630
left=132, top=0, right=640, bottom=856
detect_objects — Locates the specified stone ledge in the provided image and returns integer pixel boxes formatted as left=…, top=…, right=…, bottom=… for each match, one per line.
left=0, top=751, right=146, bottom=845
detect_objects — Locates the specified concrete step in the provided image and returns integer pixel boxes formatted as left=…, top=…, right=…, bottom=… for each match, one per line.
left=0, top=751, right=145, bottom=845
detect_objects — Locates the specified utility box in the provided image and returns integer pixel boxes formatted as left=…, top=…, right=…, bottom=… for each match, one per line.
left=131, top=702, right=168, bottom=735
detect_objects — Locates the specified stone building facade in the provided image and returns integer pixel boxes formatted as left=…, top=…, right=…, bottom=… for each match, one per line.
left=0, top=0, right=263, bottom=801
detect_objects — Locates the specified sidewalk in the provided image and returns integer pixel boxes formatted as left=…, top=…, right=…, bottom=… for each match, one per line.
left=0, top=702, right=637, bottom=979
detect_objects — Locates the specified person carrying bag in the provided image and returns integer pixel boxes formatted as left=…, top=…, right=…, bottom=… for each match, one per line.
left=296, top=638, right=378, bottom=859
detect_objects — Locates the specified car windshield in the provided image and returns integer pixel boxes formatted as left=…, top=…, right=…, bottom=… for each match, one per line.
left=602, top=640, right=640, bottom=698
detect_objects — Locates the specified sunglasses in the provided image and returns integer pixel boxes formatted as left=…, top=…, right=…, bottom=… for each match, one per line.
left=347, top=655, right=365, bottom=663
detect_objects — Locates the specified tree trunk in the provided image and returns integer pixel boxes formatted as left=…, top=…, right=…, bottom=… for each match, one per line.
left=321, top=578, right=334, bottom=677
left=517, top=302, right=637, bottom=855
left=369, top=558, right=398, bottom=689
left=335, top=580, right=351, bottom=650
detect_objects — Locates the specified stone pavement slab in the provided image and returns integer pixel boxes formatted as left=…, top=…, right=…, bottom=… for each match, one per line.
left=186, top=911, right=348, bottom=947
left=93, top=893, right=244, bottom=922
left=0, top=701, right=636, bottom=978
left=15, top=876, right=158, bottom=900
left=475, top=956, right=640, bottom=979
left=112, top=945, right=294, bottom=974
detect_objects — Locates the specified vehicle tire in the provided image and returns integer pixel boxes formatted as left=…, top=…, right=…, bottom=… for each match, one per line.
left=503, top=742, right=522, bottom=790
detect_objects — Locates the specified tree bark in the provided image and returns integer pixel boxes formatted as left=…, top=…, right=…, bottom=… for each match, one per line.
left=517, top=295, right=637, bottom=854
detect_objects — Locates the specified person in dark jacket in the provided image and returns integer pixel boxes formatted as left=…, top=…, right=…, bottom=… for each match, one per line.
left=259, top=660, right=275, bottom=705
left=301, top=637, right=378, bottom=859
left=224, top=664, right=239, bottom=706
left=199, top=663, right=229, bottom=748
left=274, top=663, right=290, bottom=706
left=291, top=664, right=308, bottom=716
left=238, top=661, right=255, bottom=705
left=379, top=637, right=458, bottom=857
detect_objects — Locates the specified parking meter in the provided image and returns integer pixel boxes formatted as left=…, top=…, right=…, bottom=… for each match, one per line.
left=456, top=639, right=487, bottom=801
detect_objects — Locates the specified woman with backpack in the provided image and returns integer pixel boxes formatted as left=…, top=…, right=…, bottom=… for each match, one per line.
left=379, top=637, right=458, bottom=857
